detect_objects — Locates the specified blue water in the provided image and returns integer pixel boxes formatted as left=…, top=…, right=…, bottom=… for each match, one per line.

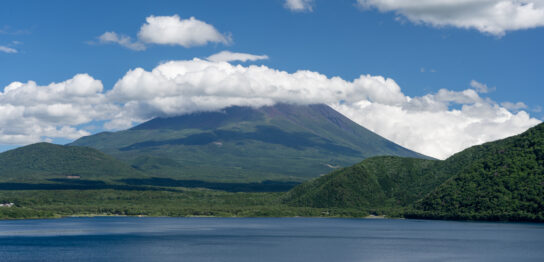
left=0, top=217, right=543, bottom=261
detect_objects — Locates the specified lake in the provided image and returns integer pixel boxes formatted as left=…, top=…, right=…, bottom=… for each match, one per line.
left=0, top=217, right=543, bottom=261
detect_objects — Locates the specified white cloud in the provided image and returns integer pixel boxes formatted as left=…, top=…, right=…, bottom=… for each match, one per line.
left=357, top=0, right=544, bottom=36
left=138, top=15, right=230, bottom=47
left=106, top=59, right=354, bottom=118
left=0, top=74, right=116, bottom=145
left=207, top=51, right=269, bottom=62
left=98, top=32, right=146, bottom=51
left=0, top=46, right=17, bottom=54
left=284, top=0, right=315, bottom=12
left=1, top=59, right=540, bottom=159
left=107, top=59, right=540, bottom=159
left=96, top=14, right=230, bottom=50
left=470, top=80, right=496, bottom=93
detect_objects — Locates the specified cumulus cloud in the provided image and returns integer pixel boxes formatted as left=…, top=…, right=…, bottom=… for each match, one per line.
left=98, top=32, right=146, bottom=51
left=284, top=0, right=315, bottom=12
left=1, top=59, right=540, bottom=159
left=138, top=15, right=230, bottom=47
left=0, top=74, right=116, bottom=145
left=95, top=14, right=230, bottom=50
left=333, top=92, right=538, bottom=159
left=107, top=60, right=347, bottom=120
left=0, top=46, right=17, bottom=54
left=206, top=51, right=269, bottom=62
left=357, top=0, right=544, bottom=36
left=106, top=59, right=540, bottom=159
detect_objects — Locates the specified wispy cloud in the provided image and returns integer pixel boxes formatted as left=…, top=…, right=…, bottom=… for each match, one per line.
left=470, top=80, right=496, bottom=94
left=501, top=101, right=528, bottom=111
left=207, top=51, right=269, bottom=62
left=0, top=26, right=31, bottom=35
left=420, top=67, right=436, bottom=73
left=284, top=0, right=314, bottom=12
left=0, top=46, right=17, bottom=54
left=98, top=32, right=146, bottom=51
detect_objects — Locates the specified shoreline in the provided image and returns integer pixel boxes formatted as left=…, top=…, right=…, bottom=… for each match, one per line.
left=3, top=214, right=541, bottom=223
left=0, top=213, right=391, bottom=221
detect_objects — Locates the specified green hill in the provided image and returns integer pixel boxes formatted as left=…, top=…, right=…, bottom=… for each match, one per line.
left=410, top=123, right=544, bottom=221
left=283, top=156, right=440, bottom=209
left=70, top=103, right=429, bottom=182
left=285, top=123, right=544, bottom=221
left=0, top=143, right=147, bottom=182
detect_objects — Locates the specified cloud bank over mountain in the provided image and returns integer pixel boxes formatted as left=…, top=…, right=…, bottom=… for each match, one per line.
left=1, top=59, right=540, bottom=159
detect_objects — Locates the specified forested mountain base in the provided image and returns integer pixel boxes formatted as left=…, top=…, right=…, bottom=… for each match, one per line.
left=286, top=123, right=544, bottom=222
left=0, top=123, right=541, bottom=222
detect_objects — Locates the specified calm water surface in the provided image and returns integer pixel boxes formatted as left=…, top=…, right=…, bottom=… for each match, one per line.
left=0, top=217, right=543, bottom=261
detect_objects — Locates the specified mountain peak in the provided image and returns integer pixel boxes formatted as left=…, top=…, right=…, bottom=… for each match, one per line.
left=133, top=104, right=266, bottom=130
left=72, top=103, right=429, bottom=181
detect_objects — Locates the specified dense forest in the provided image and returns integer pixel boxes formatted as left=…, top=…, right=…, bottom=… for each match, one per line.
left=409, top=123, right=544, bottom=221
left=286, top=123, right=544, bottom=222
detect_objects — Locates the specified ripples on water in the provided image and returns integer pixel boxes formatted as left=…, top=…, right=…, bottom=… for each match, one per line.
left=0, top=217, right=543, bottom=261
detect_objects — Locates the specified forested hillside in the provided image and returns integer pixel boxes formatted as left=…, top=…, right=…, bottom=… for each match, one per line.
left=286, top=123, right=544, bottom=221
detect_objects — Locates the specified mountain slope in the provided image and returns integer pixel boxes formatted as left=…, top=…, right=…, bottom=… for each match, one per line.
left=0, top=143, right=147, bottom=181
left=71, top=103, right=428, bottom=182
left=285, top=123, right=544, bottom=221
left=411, top=123, right=544, bottom=221
left=283, top=156, right=439, bottom=208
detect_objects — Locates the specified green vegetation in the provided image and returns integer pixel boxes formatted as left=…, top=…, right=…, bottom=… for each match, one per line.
left=0, top=143, right=147, bottom=181
left=286, top=123, right=544, bottom=222
left=70, top=104, right=428, bottom=182
left=0, top=111, right=541, bottom=222
left=0, top=189, right=369, bottom=220
left=408, top=123, right=544, bottom=222
left=284, top=157, right=440, bottom=209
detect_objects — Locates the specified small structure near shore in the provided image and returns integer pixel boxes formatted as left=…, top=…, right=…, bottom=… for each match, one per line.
left=66, top=175, right=81, bottom=179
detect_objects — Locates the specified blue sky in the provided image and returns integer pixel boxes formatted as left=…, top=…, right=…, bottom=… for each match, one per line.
left=1, top=0, right=543, bottom=158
